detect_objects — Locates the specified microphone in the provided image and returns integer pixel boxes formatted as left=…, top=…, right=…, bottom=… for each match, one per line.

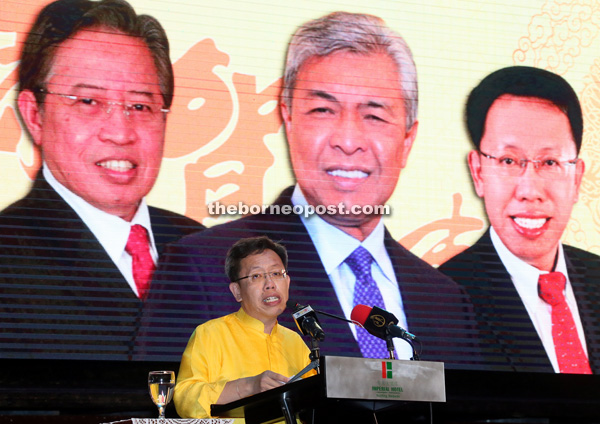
left=287, top=300, right=325, bottom=341
left=287, top=300, right=357, bottom=325
left=286, top=300, right=304, bottom=310
left=350, top=305, right=416, bottom=341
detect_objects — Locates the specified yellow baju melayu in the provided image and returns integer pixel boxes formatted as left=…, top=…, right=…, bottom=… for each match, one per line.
left=174, top=307, right=312, bottom=420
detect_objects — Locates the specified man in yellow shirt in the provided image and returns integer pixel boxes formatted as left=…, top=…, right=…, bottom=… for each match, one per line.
left=174, top=236, right=312, bottom=418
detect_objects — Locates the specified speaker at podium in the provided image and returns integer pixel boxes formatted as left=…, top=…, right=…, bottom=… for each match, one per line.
left=210, top=356, right=445, bottom=424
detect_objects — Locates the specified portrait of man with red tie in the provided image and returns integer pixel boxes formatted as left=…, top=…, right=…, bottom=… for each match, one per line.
left=0, top=0, right=203, bottom=359
left=439, top=66, right=600, bottom=374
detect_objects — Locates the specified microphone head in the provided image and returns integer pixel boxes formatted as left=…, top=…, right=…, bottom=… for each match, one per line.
left=286, top=300, right=304, bottom=311
left=351, top=305, right=399, bottom=341
left=350, top=304, right=372, bottom=325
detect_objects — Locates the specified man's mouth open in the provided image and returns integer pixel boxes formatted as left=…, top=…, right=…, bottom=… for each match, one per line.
left=327, top=169, right=369, bottom=179
left=96, top=160, right=136, bottom=173
left=511, top=216, right=550, bottom=237
left=512, top=217, right=548, bottom=229
left=263, top=296, right=281, bottom=305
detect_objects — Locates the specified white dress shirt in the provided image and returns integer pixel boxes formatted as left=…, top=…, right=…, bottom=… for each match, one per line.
left=43, top=165, right=158, bottom=298
left=292, top=185, right=413, bottom=359
left=490, top=226, right=588, bottom=372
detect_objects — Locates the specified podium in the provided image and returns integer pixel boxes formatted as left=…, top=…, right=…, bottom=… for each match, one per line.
left=211, top=356, right=445, bottom=424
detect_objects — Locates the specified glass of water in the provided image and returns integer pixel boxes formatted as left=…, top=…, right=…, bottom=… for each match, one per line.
left=148, top=370, right=175, bottom=419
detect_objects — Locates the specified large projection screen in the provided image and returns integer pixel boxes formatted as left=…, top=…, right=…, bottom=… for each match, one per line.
left=1, top=0, right=599, bottom=376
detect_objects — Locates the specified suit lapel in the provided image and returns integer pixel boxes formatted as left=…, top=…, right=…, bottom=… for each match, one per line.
left=2, top=174, right=145, bottom=358
left=463, top=231, right=553, bottom=372
left=148, top=206, right=204, bottom=256
left=564, top=246, right=600, bottom=373
left=22, top=176, right=133, bottom=291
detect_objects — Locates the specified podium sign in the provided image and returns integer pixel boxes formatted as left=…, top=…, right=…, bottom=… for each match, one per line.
left=212, top=356, right=445, bottom=423
left=323, top=356, right=445, bottom=402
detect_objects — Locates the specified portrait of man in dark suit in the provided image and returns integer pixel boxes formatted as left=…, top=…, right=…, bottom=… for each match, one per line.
left=0, top=0, right=203, bottom=359
left=439, top=66, right=600, bottom=373
left=143, top=11, right=478, bottom=365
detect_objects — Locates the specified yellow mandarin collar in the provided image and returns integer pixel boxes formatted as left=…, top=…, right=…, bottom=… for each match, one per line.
left=235, top=307, right=279, bottom=336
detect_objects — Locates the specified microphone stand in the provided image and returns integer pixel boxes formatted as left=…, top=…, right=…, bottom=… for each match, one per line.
left=288, top=336, right=320, bottom=384
left=384, top=330, right=395, bottom=360
left=309, top=335, right=321, bottom=373
left=408, top=338, right=421, bottom=361
left=385, top=327, right=421, bottom=361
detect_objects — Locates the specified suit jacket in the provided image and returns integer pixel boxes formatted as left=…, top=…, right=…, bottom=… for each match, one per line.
left=142, top=187, right=480, bottom=366
left=0, top=173, right=204, bottom=360
left=438, top=229, right=600, bottom=373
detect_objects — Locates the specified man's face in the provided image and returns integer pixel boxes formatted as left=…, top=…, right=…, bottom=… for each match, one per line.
left=229, top=249, right=290, bottom=333
left=468, top=94, right=584, bottom=271
left=281, top=51, right=417, bottom=240
left=19, top=29, right=166, bottom=221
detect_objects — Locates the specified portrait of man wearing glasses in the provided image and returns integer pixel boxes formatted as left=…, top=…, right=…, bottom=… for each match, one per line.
left=439, top=66, right=600, bottom=374
left=0, top=0, right=203, bottom=358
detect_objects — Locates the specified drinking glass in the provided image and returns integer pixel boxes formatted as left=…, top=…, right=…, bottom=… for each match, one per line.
left=148, top=370, right=175, bottom=419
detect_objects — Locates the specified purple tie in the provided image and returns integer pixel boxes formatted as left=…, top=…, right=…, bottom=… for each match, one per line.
left=345, top=246, right=390, bottom=358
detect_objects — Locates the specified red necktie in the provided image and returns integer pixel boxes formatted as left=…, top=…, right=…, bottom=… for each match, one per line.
left=125, top=224, right=155, bottom=301
left=538, top=272, right=591, bottom=374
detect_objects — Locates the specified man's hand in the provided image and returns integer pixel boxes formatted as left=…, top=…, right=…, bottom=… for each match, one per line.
left=216, top=370, right=290, bottom=405
left=248, top=370, right=290, bottom=394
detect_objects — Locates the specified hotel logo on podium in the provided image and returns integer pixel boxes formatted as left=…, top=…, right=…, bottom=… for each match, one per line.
left=323, top=356, right=446, bottom=402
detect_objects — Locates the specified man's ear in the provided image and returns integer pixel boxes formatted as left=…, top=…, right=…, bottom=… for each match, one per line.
left=280, top=99, right=292, bottom=135
left=229, top=282, right=242, bottom=303
left=399, top=120, right=418, bottom=169
left=468, top=149, right=485, bottom=198
left=17, top=90, right=43, bottom=146
left=573, top=157, right=585, bottom=202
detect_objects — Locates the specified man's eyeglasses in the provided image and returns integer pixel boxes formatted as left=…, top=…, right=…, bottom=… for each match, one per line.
left=478, top=150, right=579, bottom=178
left=233, top=270, right=288, bottom=284
left=39, top=88, right=169, bottom=123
